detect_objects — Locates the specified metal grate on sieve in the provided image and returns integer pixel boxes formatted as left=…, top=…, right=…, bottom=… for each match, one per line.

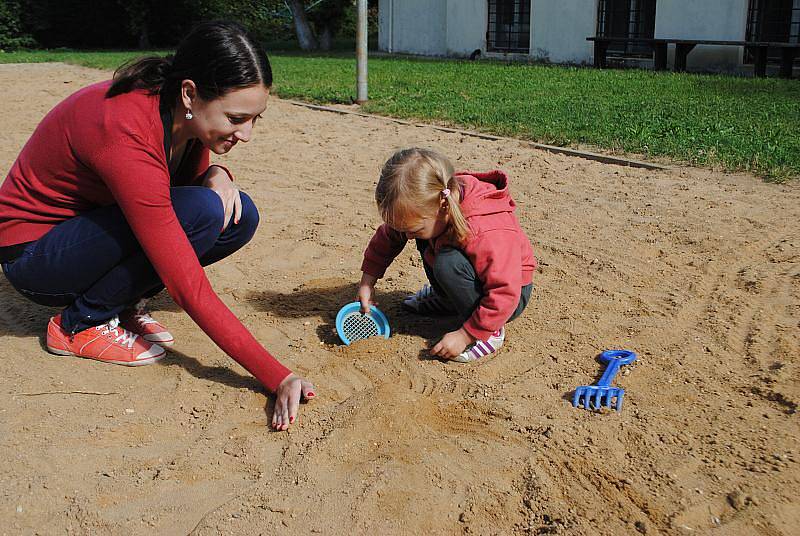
left=335, top=302, right=391, bottom=345
left=341, top=312, right=380, bottom=341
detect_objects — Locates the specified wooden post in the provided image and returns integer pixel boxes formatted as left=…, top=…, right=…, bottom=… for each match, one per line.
left=779, top=47, right=796, bottom=79
left=593, top=39, right=609, bottom=68
left=754, top=46, right=768, bottom=77
left=674, top=43, right=696, bottom=72
left=653, top=41, right=668, bottom=71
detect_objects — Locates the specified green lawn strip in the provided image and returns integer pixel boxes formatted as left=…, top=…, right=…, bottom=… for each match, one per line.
left=0, top=49, right=166, bottom=70
left=2, top=50, right=798, bottom=180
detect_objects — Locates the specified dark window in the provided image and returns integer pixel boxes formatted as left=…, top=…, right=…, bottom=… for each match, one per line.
left=487, top=0, right=531, bottom=53
left=597, top=0, right=657, bottom=58
left=745, top=0, right=800, bottom=63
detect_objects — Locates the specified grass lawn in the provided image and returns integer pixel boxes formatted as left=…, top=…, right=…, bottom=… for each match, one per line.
left=2, top=49, right=798, bottom=181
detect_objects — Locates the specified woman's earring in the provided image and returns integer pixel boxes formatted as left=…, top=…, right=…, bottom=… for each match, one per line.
left=185, top=110, right=193, bottom=120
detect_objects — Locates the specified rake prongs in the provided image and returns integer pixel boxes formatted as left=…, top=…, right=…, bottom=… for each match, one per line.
left=572, top=386, right=587, bottom=408
left=572, top=386, right=626, bottom=411
left=609, top=389, right=625, bottom=411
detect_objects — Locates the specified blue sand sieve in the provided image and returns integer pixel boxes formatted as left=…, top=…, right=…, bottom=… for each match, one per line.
left=335, top=302, right=390, bottom=345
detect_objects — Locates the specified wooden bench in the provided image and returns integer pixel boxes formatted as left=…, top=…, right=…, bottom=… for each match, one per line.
left=587, top=36, right=800, bottom=78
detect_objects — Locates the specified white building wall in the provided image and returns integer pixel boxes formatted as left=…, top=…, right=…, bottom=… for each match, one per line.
left=655, top=0, right=750, bottom=71
left=378, top=0, right=392, bottom=52
left=530, top=0, right=596, bottom=64
left=378, top=0, right=754, bottom=73
left=445, top=0, right=487, bottom=56
left=378, top=0, right=448, bottom=56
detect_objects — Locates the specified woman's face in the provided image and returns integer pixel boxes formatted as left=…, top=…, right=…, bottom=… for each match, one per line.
left=183, top=83, right=270, bottom=154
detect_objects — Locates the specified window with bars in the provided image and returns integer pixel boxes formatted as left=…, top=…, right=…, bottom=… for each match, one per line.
left=487, top=0, right=531, bottom=53
left=597, top=0, right=657, bottom=58
left=745, top=0, right=800, bottom=63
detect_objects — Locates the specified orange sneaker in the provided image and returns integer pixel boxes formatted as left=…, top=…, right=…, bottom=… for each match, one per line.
left=46, top=314, right=166, bottom=366
left=119, top=300, right=174, bottom=347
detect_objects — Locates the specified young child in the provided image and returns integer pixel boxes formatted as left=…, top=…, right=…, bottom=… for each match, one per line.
left=357, top=148, right=536, bottom=362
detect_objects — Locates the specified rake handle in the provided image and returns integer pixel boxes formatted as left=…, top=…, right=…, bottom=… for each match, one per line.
left=597, top=360, right=622, bottom=387
left=597, top=350, right=637, bottom=387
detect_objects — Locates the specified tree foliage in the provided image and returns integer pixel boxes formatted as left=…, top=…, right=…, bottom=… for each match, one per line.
left=0, top=0, right=371, bottom=50
left=0, top=0, right=36, bottom=50
left=280, top=0, right=361, bottom=51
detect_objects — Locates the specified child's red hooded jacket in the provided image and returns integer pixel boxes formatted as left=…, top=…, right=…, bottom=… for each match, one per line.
left=361, top=170, right=536, bottom=341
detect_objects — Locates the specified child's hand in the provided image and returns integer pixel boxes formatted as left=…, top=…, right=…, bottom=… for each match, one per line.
left=431, top=328, right=475, bottom=359
left=357, top=272, right=378, bottom=314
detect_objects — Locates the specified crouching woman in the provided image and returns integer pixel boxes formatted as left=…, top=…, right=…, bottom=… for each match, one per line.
left=0, top=21, right=313, bottom=430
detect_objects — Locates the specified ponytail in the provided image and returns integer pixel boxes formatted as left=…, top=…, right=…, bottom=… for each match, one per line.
left=106, top=55, right=173, bottom=98
left=442, top=174, right=470, bottom=246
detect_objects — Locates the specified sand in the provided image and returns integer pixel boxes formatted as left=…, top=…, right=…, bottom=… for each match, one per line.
left=0, top=63, right=798, bottom=535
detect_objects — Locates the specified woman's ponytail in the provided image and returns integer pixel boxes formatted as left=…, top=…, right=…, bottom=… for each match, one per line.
left=106, top=55, right=174, bottom=98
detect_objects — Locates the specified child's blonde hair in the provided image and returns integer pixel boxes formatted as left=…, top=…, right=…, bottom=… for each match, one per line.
left=375, top=148, right=470, bottom=245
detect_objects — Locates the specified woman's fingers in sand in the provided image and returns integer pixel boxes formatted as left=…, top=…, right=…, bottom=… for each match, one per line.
left=301, top=380, right=316, bottom=400
left=272, top=374, right=316, bottom=431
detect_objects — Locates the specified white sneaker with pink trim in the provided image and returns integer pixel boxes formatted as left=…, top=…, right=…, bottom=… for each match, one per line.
left=452, top=328, right=505, bottom=363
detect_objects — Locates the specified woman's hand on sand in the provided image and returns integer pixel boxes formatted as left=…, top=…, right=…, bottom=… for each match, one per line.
left=272, top=373, right=316, bottom=431
left=357, top=272, right=378, bottom=314
left=431, top=328, right=475, bottom=359
left=204, top=166, right=241, bottom=229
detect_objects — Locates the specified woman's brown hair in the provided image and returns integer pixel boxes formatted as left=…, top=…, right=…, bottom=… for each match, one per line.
left=107, top=20, right=272, bottom=105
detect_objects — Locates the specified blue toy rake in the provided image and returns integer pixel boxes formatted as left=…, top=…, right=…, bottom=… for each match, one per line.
left=572, top=350, right=636, bottom=412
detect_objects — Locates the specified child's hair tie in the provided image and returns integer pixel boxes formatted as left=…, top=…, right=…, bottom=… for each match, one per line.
left=441, top=188, right=451, bottom=199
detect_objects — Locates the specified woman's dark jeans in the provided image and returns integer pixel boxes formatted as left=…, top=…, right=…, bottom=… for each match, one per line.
left=1, top=187, right=259, bottom=333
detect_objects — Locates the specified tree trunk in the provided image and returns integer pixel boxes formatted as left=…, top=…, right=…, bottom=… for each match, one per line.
left=287, top=0, right=319, bottom=51
left=318, top=25, right=333, bottom=51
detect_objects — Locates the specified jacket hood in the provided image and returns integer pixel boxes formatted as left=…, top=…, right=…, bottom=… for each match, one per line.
left=456, top=170, right=516, bottom=218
